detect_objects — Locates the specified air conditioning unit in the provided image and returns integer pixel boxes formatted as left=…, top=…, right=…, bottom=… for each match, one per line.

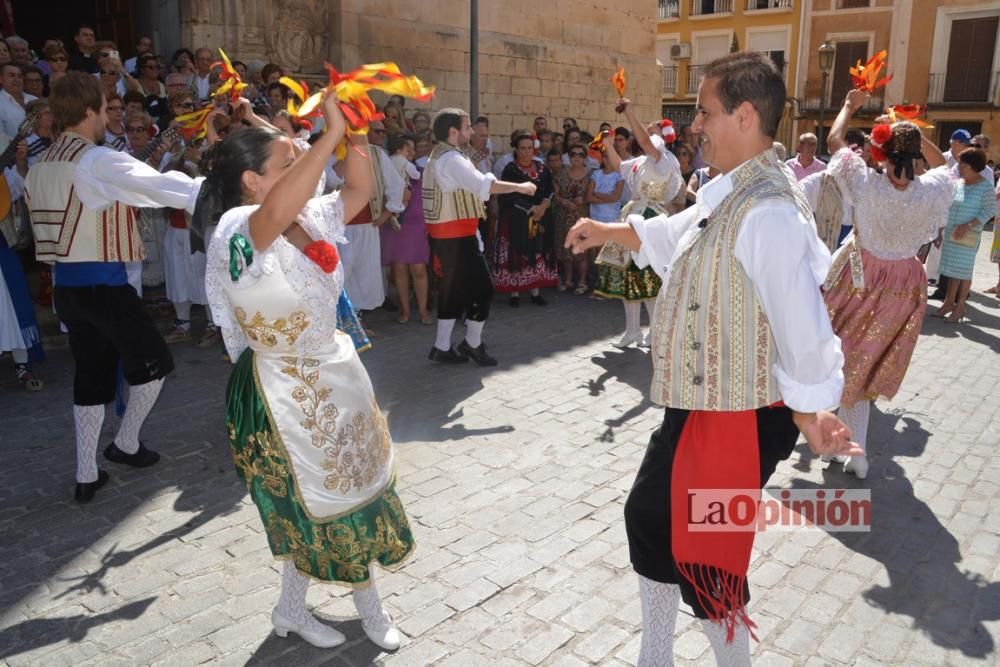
left=670, top=43, right=692, bottom=59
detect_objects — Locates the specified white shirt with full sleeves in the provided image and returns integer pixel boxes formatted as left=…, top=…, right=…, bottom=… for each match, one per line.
left=73, top=145, right=205, bottom=213
left=436, top=148, right=497, bottom=201
left=374, top=145, right=406, bottom=214
left=628, top=158, right=845, bottom=413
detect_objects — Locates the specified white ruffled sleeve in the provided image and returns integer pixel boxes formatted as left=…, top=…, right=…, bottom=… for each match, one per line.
left=826, top=147, right=870, bottom=204
left=295, top=192, right=346, bottom=246
left=205, top=204, right=277, bottom=361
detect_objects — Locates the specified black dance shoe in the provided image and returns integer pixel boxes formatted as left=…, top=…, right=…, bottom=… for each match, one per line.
left=428, top=346, right=469, bottom=364
left=457, top=340, right=498, bottom=366
left=508, top=296, right=520, bottom=307
left=530, top=294, right=547, bottom=306
left=104, top=442, right=161, bottom=468
left=74, top=469, right=110, bottom=503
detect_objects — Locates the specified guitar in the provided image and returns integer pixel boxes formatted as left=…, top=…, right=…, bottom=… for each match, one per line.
left=0, top=111, right=42, bottom=219
left=133, top=124, right=182, bottom=164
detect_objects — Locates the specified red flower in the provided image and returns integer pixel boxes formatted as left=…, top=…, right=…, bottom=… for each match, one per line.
left=303, top=240, right=340, bottom=273
left=870, top=123, right=892, bottom=147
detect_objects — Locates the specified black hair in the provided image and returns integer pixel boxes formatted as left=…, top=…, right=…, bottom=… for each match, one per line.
left=702, top=51, right=786, bottom=138
left=546, top=147, right=562, bottom=159
left=432, top=108, right=467, bottom=142
left=614, top=126, right=631, bottom=140
left=959, top=148, right=987, bottom=173
left=171, top=48, right=195, bottom=65
left=474, top=115, right=489, bottom=126
left=387, top=132, right=416, bottom=155
left=510, top=130, right=533, bottom=148
left=844, top=128, right=866, bottom=148
left=190, top=126, right=284, bottom=252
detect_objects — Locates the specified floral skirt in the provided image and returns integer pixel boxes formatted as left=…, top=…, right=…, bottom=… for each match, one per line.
left=226, top=348, right=415, bottom=585
left=823, top=250, right=926, bottom=405
left=594, top=261, right=662, bottom=301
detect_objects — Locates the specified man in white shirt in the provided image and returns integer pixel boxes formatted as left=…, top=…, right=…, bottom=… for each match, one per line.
left=800, top=128, right=867, bottom=252
left=0, top=64, right=37, bottom=138
left=786, top=132, right=826, bottom=180
left=942, top=129, right=972, bottom=169
left=424, top=108, right=537, bottom=365
left=24, top=73, right=204, bottom=503
left=564, top=52, right=859, bottom=666
left=193, top=48, right=214, bottom=101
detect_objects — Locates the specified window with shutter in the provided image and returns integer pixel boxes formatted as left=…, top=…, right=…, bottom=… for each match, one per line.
left=944, top=17, right=998, bottom=102
left=829, top=41, right=868, bottom=108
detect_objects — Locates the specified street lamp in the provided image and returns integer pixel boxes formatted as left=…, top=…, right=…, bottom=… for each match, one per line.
left=817, top=41, right=836, bottom=157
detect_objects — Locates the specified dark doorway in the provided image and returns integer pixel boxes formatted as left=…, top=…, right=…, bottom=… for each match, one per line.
left=11, top=0, right=134, bottom=60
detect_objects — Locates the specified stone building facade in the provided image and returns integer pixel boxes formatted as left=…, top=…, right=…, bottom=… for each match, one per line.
left=176, top=0, right=663, bottom=144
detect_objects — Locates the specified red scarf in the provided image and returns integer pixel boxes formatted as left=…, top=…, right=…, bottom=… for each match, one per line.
left=669, top=405, right=783, bottom=642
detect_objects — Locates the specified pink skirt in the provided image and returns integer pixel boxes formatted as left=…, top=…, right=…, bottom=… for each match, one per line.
left=823, top=250, right=927, bottom=405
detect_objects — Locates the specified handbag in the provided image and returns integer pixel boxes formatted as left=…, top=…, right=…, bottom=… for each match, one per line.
left=949, top=225, right=978, bottom=248
left=595, top=240, right=632, bottom=269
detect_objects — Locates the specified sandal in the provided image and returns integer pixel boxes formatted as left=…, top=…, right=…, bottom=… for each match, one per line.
left=985, top=285, right=998, bottom=294
left=197, top=323, right=221, bottom=348
left=574, top=283, right=588, bottom=295
left=557, top=282, right=570, bottom=292
left=164, top=320, right=192, bottom=344
left=397, top=316, right=410, bottom=324
left=420, top=313, right=433, bottom=325
left=15, top=363, right=43, bottom=392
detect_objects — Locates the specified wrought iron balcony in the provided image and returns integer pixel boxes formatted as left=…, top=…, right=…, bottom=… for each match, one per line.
left=658, top=0, right=680, bottom=18
left=745, top=0, right=792, bottom=9
left=686, top=65, right=706, bottom=95
left=663, top=66, right=679, bottom=95
left=927, top=72, right=1000, bottom=107
left=690, top=0, right=733, bottom=16
left=797, top=80, right=883, bottom=114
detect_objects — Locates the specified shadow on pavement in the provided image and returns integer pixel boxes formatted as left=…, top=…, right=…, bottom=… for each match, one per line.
left=0, top=597, right=156, bottom=660
left=247, top=618, right=382, bottom=666
left=586, top=347, right=656, bottom=443
left=789, top=404, right=999, bottom=658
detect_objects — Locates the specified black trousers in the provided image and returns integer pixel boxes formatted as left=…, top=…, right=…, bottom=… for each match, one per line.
left=430, top=235, right=493, bottom=322
left=54, top=284, right=174, bottom=406
left=624, top=405, right=799, bottom=618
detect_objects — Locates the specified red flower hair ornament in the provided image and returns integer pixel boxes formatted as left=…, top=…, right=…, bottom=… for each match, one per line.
left=869, top=123, right=892, bottom=163
left=659, top=119, right=676, bottom=144
left=303, top=240, right=340, bottom=273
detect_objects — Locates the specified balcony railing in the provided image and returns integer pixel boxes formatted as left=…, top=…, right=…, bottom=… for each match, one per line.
left=927, top=72, right=1000, bottom=106
left=663, top=66, right=679, bottom=95
left=686, top=65, right=706, bottom=95
left=745, top=0, right=792, bottom=9
left=797, top=80, right=883, bottom=114
left=658, top=0, right=680, bottom=18
left=690, top=0, right=733, bottom=16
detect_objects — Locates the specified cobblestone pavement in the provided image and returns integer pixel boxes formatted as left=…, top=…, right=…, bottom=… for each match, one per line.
left=1, top=243, right=999, bottom=667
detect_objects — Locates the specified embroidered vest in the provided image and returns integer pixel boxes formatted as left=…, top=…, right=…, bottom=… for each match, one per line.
left=25, top=132, right=143, bottom=263
left=368, top=145, right=387, bottom=219
left=651, top=149, right=812, bottom=411
left=813, top=172, right=844, bottom=254
left=422, top=143, right=486, bottom=228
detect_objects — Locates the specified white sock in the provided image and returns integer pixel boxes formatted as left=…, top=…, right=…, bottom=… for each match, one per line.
left=74, top=404, right=105, bottom=483
left=352, top=568, right=392, bottom=632
left=276, top=561, right=327, bottom=632
left=637, top=575, right=681, bottom=667
left=510, top=291, right=520, bottom=297
left=435, top=318, right=456, bottom=351
left=840, top=400, right=870, bottom=455
left=642, top=299, right=656, bottom=324
left=174, top=301, right=191, bottom=321
left=11, top=348, right=28, bottom=364
left=114, top=378, right=164, bottom=454
left=465, top=320, right=484, bottom=348
left=700, top=616, right=752, bottom=667
left=623, top=301, right=641, bottom=336
left=529, top=288, right=540, bottom=297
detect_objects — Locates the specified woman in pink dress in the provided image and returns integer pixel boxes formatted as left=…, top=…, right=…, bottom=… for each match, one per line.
left=823, top=89, right=955, bottom=479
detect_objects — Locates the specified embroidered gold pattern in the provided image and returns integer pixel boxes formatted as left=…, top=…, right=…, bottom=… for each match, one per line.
left=228, top=424, right=290, bottom=497
left=280, top=356, right=393, bottom=493
left=236, top=308, right=309, bottom=348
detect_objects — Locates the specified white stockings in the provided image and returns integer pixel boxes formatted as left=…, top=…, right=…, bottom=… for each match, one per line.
left=637, top=575, right=680, bottom=667
left=276, top=561, right=328, bottom=633
left=114, top=378, right=164, bottom=454
left=73, top=404, right=105, bottom=483
left=701, top=616, right=752, bottom=667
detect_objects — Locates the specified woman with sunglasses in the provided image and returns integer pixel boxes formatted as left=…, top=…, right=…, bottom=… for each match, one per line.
left=103, top=94, right=128, bottom=151
left=594, top=99, right=684, bottom=348
left=42, top=44, right=70, bottom=87
left=136, top=54, right=166, bottom=99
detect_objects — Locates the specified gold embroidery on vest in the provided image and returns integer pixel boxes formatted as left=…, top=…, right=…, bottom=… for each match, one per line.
left=235, top=308, right=309, bottom=347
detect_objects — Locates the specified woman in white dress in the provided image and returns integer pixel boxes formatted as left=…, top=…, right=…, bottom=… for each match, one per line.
left=202, top=92, right=413, bottom=651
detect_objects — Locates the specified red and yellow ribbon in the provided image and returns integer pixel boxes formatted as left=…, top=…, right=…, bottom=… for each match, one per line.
left=886, top=103, right=933, bottom=129
left=211, top=48, right=247, bottom=103
left=611, top=66, right=626, bottom=97
left=588, top=129, right=610, bottom=160
left=173, top=107, right=212, bottom=141
left=850, top=50, right=892, bottom=93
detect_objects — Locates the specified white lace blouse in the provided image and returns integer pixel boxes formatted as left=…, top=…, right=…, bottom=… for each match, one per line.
left=205, top=193, right=347, bottom=360
left=827, top=147, right=957, bottom=260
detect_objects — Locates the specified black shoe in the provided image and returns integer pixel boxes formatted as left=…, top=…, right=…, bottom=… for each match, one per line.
left=457, top=340, right=498, bottom=366
left=103, top=442, right=161, bottom=468
left=530, top=294, right=547, bottom=306
left=381, top=298, right=398, bottom=313
left=428, top=346, right=469, bottom=364
left=509, top=296, right=520, bottom=307
left=75, top=469, right=110, bottom=503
